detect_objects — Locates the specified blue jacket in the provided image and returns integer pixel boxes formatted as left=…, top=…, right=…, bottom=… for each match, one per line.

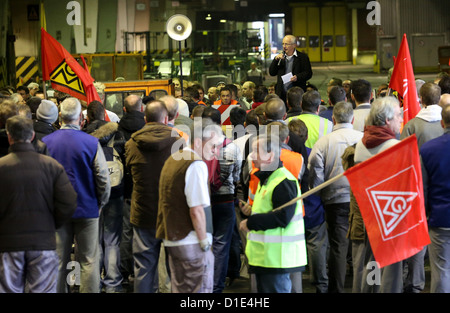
left=420, top=129, right=450, bottom=227
left=43, top=126, right=110, bottom=218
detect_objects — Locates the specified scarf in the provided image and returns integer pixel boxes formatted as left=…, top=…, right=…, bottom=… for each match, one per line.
left=362, top=125, right=396, bottom=149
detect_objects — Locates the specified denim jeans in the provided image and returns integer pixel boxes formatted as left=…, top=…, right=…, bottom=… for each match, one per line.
left=212, top=200, right=236, bottom=293
left=0, top=250, right=59, bottom=293
left=255, top=272, right=292, bottom=293
left=56, top=218, right=100, bottom=293
left=133, top=227, right=161, bottom=293
left=99, top=196, right=124, bottom=292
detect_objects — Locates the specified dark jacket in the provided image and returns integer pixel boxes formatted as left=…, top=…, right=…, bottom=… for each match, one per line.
left=286, top=107, right=303, bottom=120
left=118, top=111, right=146, bottom=198
left=0, top=128, right=48, bottom=158
left=125, top=122, right=182, bottom=229
left=420, top=130, right=450, bottom=228
left=269, top=50, right=313, bottom=101
left=0, top=143, right=77, bottom=252
left=85, top=120, right=126, bottom=198
left=34, top=119, right=57, bottom=141
left=118, top=110, right=146, bottom=142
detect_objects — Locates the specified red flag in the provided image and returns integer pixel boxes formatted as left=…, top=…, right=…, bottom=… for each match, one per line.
left=344, top=135, right=430, bottom=268
left=211, top=104, right=240, bottom=125
left=41, top=28, right=101, bottom=104
left=388, top=34, right=421, bottom=125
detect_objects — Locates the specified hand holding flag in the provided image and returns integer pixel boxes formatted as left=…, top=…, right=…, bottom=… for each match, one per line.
left=274, top=135, right=430, bottom=268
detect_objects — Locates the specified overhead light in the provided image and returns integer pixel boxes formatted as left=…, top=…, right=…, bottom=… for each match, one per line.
left=206, top=14, right=211, bottom=20
left=220, top=19, right=227, bottom=23
left=269, top=13, right=285, bottom=18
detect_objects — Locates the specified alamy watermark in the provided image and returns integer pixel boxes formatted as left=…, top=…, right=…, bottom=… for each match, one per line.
left=366, top=1, right=381, bottom=26
left=66, top=1, right=81, bottom=26
left=366, top=261, right=381, bottom=286
left=65, top=1, right=381, bottom=27
left=66, top=261, right=81, bottom=286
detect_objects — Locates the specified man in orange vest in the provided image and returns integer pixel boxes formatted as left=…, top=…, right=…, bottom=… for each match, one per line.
left=214, top=86, right=238, bottom=106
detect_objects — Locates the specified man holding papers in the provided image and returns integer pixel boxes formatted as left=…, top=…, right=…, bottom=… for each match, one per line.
left=269, top=35, right=313, bottom=104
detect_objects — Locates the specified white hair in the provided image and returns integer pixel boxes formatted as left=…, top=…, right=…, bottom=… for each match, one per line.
left=27, top=82, right=39, bottom=90
left=60, top=97, right=81, bottom=122
left=366, top=96, right=399, bottom=126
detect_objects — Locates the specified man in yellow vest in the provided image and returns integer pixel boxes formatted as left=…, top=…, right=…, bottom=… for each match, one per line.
left=239, top=134, right=307, bottom=293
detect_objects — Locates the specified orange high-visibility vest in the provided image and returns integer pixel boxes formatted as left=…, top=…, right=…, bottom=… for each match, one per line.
left=248, top=149, right=305, bottom=215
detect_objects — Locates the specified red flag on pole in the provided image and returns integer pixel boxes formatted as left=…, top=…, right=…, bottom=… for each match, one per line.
left=343, top=135, right=430, bottom=268
left=388, top=34, right=421, bottom=125
left=41, top=28, right=101, bottom=104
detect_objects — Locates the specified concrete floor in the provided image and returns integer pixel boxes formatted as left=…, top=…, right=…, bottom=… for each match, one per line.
left=222, top=255, right=433, bottom=294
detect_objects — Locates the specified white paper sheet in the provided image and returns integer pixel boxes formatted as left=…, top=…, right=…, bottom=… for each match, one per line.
left=282, top=72, right=293, bottom=84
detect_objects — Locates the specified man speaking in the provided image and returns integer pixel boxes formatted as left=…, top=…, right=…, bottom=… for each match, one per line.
left=269, top=35, right=313, bottom=103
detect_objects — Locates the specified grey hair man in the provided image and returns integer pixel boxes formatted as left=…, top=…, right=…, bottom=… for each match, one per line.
left=269, top=34, right=313, bottom=103
left=0, top=115, right=77, bottom=293
left=344, top=96, right=404, bottom=293
left=239, top=133, right=307, bottom=293
left=308, top=101, right=363, bottom=292
left=42, top=97, right=111, bottom=293
left=156, top=118, right=223, bottom=293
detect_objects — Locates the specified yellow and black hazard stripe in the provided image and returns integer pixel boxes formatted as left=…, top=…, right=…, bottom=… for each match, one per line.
left=16, top=56, right=39, bottom=87
left=0, top=58, right=7, bottom=88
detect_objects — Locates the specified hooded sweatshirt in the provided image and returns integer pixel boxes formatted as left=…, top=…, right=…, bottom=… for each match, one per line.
left=118, top=110, right=146, bottom=141
left=125, top=122, right=182, bottom=229
left=400, top=104, right=444, bottom=148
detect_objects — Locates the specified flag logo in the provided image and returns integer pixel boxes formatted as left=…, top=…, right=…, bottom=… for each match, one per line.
left=365, top=165, right=424, bottom=241
left=212, top=104, right=240, bottom=125
left=50, top=61, right=85, bottom=95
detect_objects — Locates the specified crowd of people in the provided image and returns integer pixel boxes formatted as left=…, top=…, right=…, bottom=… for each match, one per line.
left=1, top=49, right=450, bottom=294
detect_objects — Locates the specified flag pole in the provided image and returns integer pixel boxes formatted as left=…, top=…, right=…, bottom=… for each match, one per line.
left=273, top=173, right=346, bottom=212
left=42, top=80, right=47, bottom=100
left=240, top=172, right=346, bottom=212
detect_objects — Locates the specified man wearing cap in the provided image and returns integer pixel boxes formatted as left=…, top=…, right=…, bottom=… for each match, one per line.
left=34, top=99, right=59, bottom=141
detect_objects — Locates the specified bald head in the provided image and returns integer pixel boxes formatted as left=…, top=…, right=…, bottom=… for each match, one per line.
left=160, top=95, right=178, bottom=121
left=264, top=98, right=286, bottom=121
left=442, top=104, right=450, bottom=128
left=439, top=93, right=450, bottom=109
left=283, top=35, right=297, bottom=45
left=145, top=100, right=168, bottom=124
left=124, top=95, right=143, bottom=113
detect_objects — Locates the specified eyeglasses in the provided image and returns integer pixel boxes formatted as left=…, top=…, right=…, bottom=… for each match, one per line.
left=282, top=43, right=294, bottom=46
